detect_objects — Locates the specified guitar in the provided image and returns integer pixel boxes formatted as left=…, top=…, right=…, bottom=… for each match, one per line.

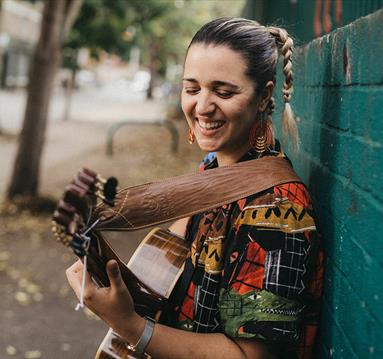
left=52, top=168, right=190, bottom=359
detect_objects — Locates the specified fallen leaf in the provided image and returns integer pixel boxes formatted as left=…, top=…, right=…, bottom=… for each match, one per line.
left=26, top=283, right=40, bottom=294
left=6, top=345, right=17, bottom=355
left=24, top=350, right=42, bottom=359
left=0, top=251, right=10, bottom=261
left=15, top=291, right=30, bottom=306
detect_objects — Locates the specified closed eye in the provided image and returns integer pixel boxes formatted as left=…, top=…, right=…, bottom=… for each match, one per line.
left=184, top=87, right=200, bottom=95
left=215, top=90, right=234, bottom=98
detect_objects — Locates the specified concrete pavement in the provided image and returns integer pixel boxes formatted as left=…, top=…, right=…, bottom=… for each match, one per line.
left=0, top=86, right=168, bottom=199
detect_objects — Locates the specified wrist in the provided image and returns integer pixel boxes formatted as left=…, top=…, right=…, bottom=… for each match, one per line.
left=129, top=316, right=156, bottom=354
left=113, top=312, right=146, bottom=344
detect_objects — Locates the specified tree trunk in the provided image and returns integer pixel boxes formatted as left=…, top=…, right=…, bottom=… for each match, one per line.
left=7, top=0, right=82, bottom=199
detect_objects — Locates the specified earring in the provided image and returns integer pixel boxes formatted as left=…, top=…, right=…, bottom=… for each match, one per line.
left=188, top=128, right=195, bottom=144
left=249, top=117, right=273, bottom=154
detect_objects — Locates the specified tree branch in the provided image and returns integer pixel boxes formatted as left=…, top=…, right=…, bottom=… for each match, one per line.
left=62, top=0, right=84, bottom=41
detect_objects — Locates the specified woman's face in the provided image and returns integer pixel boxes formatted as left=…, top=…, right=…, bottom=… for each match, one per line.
left=181, top=44, right=260, bottom=157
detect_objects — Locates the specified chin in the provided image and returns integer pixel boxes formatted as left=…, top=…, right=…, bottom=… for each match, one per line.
left=196, top=140, right=220, bottom=153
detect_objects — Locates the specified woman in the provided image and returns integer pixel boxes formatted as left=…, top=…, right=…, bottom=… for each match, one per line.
left=66, top=18, right=323, bottom=359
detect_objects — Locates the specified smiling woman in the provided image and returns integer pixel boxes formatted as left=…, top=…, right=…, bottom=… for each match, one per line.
left=66, top=17, right=323, bottom=359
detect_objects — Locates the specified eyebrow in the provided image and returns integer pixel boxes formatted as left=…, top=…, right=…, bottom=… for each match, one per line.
left=182, top=78, right=239, bottom=89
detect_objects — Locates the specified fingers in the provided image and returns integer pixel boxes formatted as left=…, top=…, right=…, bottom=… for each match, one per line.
left=106, top=260, right=124, bottom=292
left=66, top=259, right=93, bottom=299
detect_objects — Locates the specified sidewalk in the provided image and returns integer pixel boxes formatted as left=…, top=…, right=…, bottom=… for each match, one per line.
left=0, top=86, right=202, bottom=359
left=0, top=87, right=169, bottom=199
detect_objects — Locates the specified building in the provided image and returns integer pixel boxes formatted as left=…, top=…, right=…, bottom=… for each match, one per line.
left=0, top=0, right=42, bottom=88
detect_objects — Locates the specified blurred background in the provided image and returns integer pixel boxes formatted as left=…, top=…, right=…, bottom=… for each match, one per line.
left=0, top=0, right=382, bottom=358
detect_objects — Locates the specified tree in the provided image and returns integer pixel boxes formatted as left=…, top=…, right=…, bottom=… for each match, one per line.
left=61, top=0, right=131, bottom=121
left=7, top=0, right=245, bottom=199
left=7, top=0, right=83, bottom=199
left=125, top=0, right=246, bottom=98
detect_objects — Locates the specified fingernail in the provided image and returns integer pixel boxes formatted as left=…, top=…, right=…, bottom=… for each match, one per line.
left=112, top=263, right=119, bottom=277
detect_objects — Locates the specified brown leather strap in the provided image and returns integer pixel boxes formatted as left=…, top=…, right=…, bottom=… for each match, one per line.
left=94, top=156, right=302, bottom=231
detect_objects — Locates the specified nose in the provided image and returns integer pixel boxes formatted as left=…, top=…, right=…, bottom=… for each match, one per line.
left=195, top=90, right=215, bottom=116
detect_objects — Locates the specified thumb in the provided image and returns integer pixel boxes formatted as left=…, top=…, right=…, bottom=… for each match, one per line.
left=106, top=260, right=124, bottom=290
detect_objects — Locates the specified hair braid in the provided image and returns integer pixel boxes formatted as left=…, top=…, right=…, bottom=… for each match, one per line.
left=267, top=26, right=299, bottom=150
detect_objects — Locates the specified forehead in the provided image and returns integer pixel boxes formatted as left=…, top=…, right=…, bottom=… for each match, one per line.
left=183, top=44, right=250, bottom=86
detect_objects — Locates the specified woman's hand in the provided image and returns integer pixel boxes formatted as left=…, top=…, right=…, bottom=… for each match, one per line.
left=66, top=259, right=143, bottom=338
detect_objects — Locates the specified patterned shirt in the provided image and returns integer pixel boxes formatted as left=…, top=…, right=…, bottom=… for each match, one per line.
left=174, top=141, right=324, bottom=359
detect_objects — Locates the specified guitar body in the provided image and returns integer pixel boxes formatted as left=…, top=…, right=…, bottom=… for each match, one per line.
left=91, top=227, right=190, bottom=359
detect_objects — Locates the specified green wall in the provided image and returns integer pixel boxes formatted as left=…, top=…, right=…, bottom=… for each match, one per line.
left=243, top=0, right=383, bottom=44
left=272, top=9, right=383, bottom=358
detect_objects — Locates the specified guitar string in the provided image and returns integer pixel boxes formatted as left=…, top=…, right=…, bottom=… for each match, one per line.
left=75, top=218, right=100, bottom=311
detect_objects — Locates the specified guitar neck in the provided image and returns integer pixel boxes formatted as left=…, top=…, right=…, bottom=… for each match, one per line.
left=85, top=231, right=165, bottom=317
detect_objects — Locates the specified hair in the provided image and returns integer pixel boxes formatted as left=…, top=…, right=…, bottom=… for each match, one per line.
left=187, top=17, right=299, bottom=150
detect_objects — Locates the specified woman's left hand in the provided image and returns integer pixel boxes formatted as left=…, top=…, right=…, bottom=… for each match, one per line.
left=66, top=259, right=141, bottom=335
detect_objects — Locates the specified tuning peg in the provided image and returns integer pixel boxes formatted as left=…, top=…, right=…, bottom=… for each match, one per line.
left=51, top=221, right=72, bottom=246
left=95, top=175, right=106, bottom=184
left=82, top=168, right=97, bottom=178
left=103, top=177, right=118, bottom=204
left=77, top=170, right=97, bottom=188
left=72, top=176, right=90, bottom=192
left=57, top=200, right=76, bottom=217
left=63, top=185, right=88, bottom=216
left=71, top=234, right=86, bottom=257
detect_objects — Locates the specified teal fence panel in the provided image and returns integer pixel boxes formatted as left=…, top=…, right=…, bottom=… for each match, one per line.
left=243, top=0, right=383, bottom=44
left=270, top=9, right=383, bottom=358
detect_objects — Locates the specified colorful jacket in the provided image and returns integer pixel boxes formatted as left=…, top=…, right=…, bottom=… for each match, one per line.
left=174, top=142, right=324, bottom=359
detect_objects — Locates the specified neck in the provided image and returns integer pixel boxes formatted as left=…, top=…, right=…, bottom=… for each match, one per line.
left=216, top=145, right=252, bottom=167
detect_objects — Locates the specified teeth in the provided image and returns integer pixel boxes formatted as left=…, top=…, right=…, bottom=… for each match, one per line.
left=198, top=121, right=224, bottom=130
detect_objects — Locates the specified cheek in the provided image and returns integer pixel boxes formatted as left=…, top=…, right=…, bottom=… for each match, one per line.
left=222, top=102, right=251, bottom=123
left=181, top=96, right=195, bottom=129
left=181, top=94, right=193, bottom=117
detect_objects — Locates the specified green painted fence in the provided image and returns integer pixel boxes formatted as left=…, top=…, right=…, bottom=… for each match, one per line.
left=271, top=9, right=383, bottom=358
left=243, top=0, right=383, bottom=44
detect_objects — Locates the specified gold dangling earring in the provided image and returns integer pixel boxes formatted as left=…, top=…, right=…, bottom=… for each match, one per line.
left=249, top=110, right=274, bottom=155
left=249, top=120, right=267, bottom=154
left=188, top=128, right=195, bottom=144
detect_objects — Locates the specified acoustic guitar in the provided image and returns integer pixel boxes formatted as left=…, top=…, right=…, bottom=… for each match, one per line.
left=52, top=168, right=190, bottom=359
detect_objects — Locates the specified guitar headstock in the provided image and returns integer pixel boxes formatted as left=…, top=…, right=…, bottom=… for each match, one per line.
left=52, top=168, right=118, bottom=256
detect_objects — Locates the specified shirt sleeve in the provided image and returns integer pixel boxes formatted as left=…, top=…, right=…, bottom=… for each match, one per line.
left=218, top=182, right=323, bottom=345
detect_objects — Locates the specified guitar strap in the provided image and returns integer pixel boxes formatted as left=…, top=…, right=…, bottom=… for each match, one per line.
left=90, top=156, right=303, bottom=328
left=93, top=156, right=302, bottom=232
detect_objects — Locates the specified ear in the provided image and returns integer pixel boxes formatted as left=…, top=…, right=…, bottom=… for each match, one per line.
left=258, top=81, right=275, bottom=111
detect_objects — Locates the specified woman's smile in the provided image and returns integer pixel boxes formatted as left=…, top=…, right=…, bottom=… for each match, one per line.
left=196, top=118, right=226, bottom=134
